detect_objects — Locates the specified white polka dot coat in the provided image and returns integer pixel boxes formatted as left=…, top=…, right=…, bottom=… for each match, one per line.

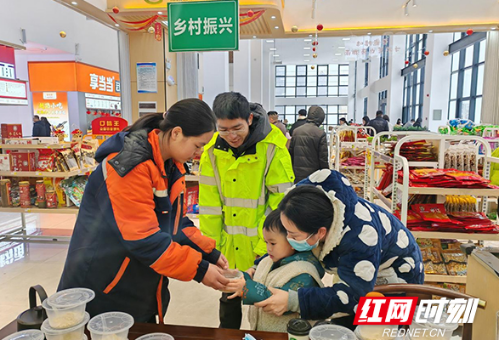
left=293, top=169, right=424, bottom=320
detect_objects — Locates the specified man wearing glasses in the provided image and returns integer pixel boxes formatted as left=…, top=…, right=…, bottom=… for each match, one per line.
left=199, top=92, right=295, bottom=329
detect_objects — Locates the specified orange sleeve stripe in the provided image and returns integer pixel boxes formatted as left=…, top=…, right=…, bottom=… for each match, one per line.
left=104, top=257, right=130, bottom=294
left=169, top=178, right=185, bottom=205
left=106, top=157, right=161, bottom=241
left=183, top=227, right=216, bottom=253
left=150, top=242, right=202, bottom=281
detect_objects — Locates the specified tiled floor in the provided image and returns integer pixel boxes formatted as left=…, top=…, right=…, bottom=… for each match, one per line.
left=0, top=213, right=251, bottom=331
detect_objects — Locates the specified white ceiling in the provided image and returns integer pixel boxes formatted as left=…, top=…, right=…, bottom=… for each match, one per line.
left=263, top=37, right=355, bottom=65
left=282, top=0, right=499, bottom=35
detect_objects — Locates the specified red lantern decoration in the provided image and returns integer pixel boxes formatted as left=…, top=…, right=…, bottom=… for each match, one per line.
left=313, top=47, right=316, bottom=52
left=112, top=6, right=120, bottom=14
left=467, top=29, right=474, bottom=36
left=312, top=41, right=318, bottom=46
left=405, top=60, right=409, bottom=65
left=424, top=51, right=430, bottom=56
left=86, top=110, right=91, bottom=115
left=247, top=10, right=254, bottom=17
left=317, top=24, right=324, bottom=31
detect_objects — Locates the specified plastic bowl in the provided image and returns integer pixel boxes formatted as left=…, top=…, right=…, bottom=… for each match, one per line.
left=87, top=312, right=134, bottom=340
left=220, top=269, right=243, bottom=293
left=43, top=299, right=86, bottom=329
left=355, top=325, right=398, bottom=340
left=41, top=312, right=90, bottom=340
left=136, top=333, right=174, bottom=340
left=408, top=309, right=458, bottom=340
left=2, top=330, right=44, bottom=340
left=47, top=288, right=95, bottom=310
left=309, top=324, right=357, bottom=340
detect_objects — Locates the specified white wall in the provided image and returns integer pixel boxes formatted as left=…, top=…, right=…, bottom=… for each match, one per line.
left=202, top=52, right=229, bottom=108
left=233, top=40, right=251, bottom=99
left=250, top=40, right=263, bottom=104
left=1, top=0, right=119, bottom=71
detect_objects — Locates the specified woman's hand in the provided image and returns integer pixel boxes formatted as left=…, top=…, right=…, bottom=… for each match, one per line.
left=254, top=287, right=289, bottom=316
left=224, top=277, right=246, bottom=299
left=201, top=264, right=230, bottom=290
left=216, top=253, right=229, bottom=270
left=245, top=267, right=256, bottom=279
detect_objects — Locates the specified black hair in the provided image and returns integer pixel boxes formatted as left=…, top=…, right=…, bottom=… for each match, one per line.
left=298, top=109, right=307, bottom=116
left=126, top=98, right=216, bottom=137
left=34, top=115, right=40, bottom=120
left=212, top=92, right=251, bottom=121
left=278, top=185, right=334, bottom=234
left=339, top=117, right=347, bottom=123
left=268, top=111, right=278, bottom=117
left=376, top=110, right=384, bottom=116
left=397, top=118, right=402, bottom=124
left=362, top=116, right=370, bottom=124
left=263, top=209, right=286, bottom=236
left=383, top=114, right=390, bottom=122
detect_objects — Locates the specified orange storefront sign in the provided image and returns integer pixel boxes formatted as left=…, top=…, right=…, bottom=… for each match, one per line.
left=28, top=61, right=120, bottom=97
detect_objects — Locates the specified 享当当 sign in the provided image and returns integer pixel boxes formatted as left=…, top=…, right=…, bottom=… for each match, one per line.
left=168, top=0, right=239, bottom=52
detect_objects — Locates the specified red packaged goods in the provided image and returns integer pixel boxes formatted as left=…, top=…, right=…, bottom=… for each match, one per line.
left=412, top=204, right=452, bottom=223
left=186, top=185, right=199, bottom=214
left=10, top=152, right=36, bottom=172
left=36, top=154, right=55, bottom=172
left=1, top=124, right=22, bottom=142
left=19, top=181, right=31, bottom=208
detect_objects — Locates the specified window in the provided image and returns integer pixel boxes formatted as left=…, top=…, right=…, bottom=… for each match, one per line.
left=275, top=64, right=349, bottom=98
left=363, top=98, right=368, bottom=116
left=379, top=36, right=390, bottom=79
left=448, top=37, right=486, bottom=123
left=364, top=62, right=369, bottom=87
left=378, top=90, right=388, bottom=114
left=405, top=34, right=427, bottom=64
left=274, top=105, right=347, bottom=132
left=402, top=34, right=427, bottom=123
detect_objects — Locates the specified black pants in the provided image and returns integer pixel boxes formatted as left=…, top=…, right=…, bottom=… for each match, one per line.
left=219, top=293, right=242, bottom=329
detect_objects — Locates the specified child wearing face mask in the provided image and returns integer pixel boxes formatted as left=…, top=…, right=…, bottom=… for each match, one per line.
left=224, top=209, right=324, bottom=333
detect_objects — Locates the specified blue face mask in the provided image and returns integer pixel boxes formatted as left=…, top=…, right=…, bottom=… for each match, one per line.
left=287, top=233, right=319, bottom=252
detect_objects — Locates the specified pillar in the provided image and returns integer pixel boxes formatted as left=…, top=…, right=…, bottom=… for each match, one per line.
left=233, top=40, right=251, bottom=99
left=202, top=52, right=229, bottom=108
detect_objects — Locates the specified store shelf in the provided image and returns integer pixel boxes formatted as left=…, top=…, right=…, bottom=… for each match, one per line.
left=0, top=143, right=71, bottom=150
left=411, top=231, right=499, bottom=241
left=340, top=166, right=366, bottom=170
left=185, top=175, right=199, bottom=182
left=0, top=206, right=79, bottom=215
left=0, top=167, right=95, bottom=178
left=372, top=187, right=392, bottom=209
left=407, top=187, right=499, bottom=196
left=371, top=150, right=393, bottom=164
left=424, top=274, right=467, bottom=284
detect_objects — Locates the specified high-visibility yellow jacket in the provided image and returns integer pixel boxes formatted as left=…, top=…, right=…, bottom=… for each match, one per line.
left=199, top=125, right=295, bottom=271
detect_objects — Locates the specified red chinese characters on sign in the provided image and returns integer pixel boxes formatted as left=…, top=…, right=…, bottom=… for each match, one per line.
left=354, top=297, right=419, bottom=325
left=92, top=117, right=128, bottom=135
left=155, top=22, right=162, bottom=42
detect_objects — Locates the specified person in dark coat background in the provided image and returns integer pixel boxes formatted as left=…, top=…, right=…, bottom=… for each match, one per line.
left=41, top=117, right=53, bottom=136
left=289, top=109, right=307, bottom=136
left=288, top=106, right=329, bottom=183
left=413, top=117, right=422, bottom=127
left=367, top=110, right=389, bottom=134
left=33, top=115, right=52, bottom=137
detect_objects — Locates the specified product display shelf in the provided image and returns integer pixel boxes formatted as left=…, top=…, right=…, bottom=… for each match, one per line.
left=411, top=230, right=499, bottom=241
left=0, top=206, right=79, bottom=214
left=0, top=143, right=71, bottom=150
left=393, top=135, right=499, bottom=226
left=424, top=274, right=467, bottom=284
left=0, top=167, right=96, bottom=179
left=330, top=126, right=376, bottom=171
left=364, top=131, right=436, bottom=202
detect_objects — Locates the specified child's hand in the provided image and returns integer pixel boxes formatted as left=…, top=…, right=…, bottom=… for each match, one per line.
left=245, top=267, right=256, bottom=279
left=225, top=277, right=246, bottom=299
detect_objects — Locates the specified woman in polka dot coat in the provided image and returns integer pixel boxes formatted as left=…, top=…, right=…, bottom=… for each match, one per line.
left=255, top=169, right=424, bottom=326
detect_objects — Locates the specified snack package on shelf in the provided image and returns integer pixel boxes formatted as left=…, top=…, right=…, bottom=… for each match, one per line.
left=444, top=195, right=477, bottom=213
left=58, top=149, right=79, bottom=171
left=54, top=178, right=67, bottom=207
left=398, top=168, right=498, bottom=189
left=442, top=283, right=466, bottom=294
left=388, top=140, right=437, bottom=161
left=10, top=179, right=20, bottom=207
left=341, top=156, right=365, bottom=167
left=81, top=141, right=98, bottom=168
left=3, top=138, right=40, bottom=145
left=339, top=130, right=355, bottom=142
left=36, top=150, right=56, bottom=172
left=10, top=152, right=36, bottom=172
left=55, top=153, right=70, bottom=172
left=0, top=154, right=10, bottom=171
left=60, top=176, right=87, bottom=208
left=1, top=124, right=22, bottom=142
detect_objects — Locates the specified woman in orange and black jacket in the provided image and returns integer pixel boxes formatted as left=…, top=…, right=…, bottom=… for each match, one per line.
left=58, top=99, right=230, bottom=322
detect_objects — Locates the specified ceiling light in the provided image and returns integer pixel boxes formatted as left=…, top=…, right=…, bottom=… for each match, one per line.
left=492, top=27, right=497, bottom=30
left=271, top=16, right=276, bottom=19
left=367, top=33, right=372, bottom=35
left=342, top=38, right=350, bottom=41
left=404, top=6, right=409, bottom=16
left=429, top=30, right=433, bottom=33
left=253, top=36, right=257, bottom=38
left=71, top=1, right=77, bottom=4
left=266, top=40, right=274, bottom=43
left=304, top=39, right=312, bottom=42
left=304, top=47, right=311, bottom=50
left=274, top=26, right=279, bottom=29
left=338, top=46, right=345, bottom=49
left=158, top=11, right=163, bottom=14
left=115, top=24, right=119, bottom=27
left=273, top=54, right=280, bottom=57
left=304, top=60, right=310, bottom=62
left=335, top=53, right=341, bottom=56
left=309, top=34, right=313, bottom=37
left=413, top=0, right=417, bottom=7
left=270, top=48, right=277, bottom=51
left=304, top=54, right=310, bottom=57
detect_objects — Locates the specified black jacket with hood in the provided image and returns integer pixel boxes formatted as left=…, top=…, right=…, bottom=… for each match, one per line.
left=289, top=106, right=329, bottom=183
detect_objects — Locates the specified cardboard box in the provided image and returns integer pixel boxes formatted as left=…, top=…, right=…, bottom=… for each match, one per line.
left=4, top=138, right=39, bottom=145
left=1, top=124, right=23, bottom=142
left=10, top=152, right=36, bottom=172
left=34, top=137, right=58, bottom=144
left=0, top=155, right=10, bottom=171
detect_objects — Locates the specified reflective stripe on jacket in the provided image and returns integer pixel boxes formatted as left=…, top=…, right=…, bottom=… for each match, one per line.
left=199, top=125, right=295, bottom=271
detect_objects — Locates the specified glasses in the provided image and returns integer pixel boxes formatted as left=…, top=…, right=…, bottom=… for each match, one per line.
left=218, top=126, right=247, bottom=137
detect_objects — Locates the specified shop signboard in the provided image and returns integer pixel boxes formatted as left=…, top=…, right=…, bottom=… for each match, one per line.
left=0, top=78, right=28, bottom=105
left=92, top=117, right=128, bottom=135
left=32, top=92, right=70, bottom=141
left=0, top=62, right=15, bottom=80
left=168, top=0, right=239, bottom=52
